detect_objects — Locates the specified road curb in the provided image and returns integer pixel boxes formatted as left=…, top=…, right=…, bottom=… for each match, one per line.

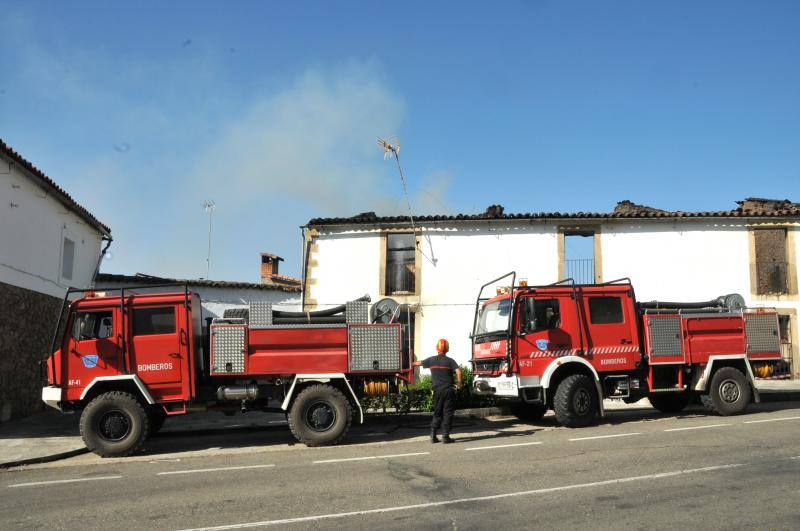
left=0, top=447, right=89, bottom=470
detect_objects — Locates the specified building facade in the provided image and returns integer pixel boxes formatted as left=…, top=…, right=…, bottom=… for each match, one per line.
left=304, top=199, right=800, bottom=378
left=0, top=139, right=111, bottom=421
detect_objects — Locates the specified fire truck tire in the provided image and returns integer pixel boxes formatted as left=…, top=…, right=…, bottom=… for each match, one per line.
left=648, top=393, right=691, bottom=414
left=701, top=367, right=752, bottom=416
left=80, top=391, right=150, bottom=457
left=509, top=402, right=547, bottom=422
left=287, top=384, right=352, bottom=447
left=553, top=374, right=598, bottom=428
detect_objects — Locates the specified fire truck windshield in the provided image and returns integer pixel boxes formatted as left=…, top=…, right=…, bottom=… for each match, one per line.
left=475, top=299, right=511, bottom=338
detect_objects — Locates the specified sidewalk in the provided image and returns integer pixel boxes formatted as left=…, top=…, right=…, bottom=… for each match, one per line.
left=1, top=380, right=798, bottom=468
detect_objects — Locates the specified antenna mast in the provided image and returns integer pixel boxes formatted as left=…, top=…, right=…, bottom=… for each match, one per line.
left=203, top=200, right=215, bottom=279
left=378, top=136, right=437, bottom=265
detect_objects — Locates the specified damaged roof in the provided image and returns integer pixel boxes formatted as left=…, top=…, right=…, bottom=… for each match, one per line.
left=95, top=273, right=301, bottom=293
left=1, top=138, right=111, bottom=236
left=308, top=198, right=800, bottom=226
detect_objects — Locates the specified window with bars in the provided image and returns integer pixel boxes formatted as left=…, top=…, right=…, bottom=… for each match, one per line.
left=754, top=228, right=788, bottom=295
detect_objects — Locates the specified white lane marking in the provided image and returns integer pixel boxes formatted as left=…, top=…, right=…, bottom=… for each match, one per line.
left=149, top=458, right=181, bottom=464
left=664, top=423, right=731, bottom=432
left=157, top=465, right=275, bottom=476
left=743, top=416, right=800, bottom=424
left=569, top=433, right=641, bottom=442
left=8, top=475, right=122, bottom=488
left=179, top=463, right=745, bottom=530
left=465, top=441, right=543, bottom=451
left=313, top=452, right=429, bottom=464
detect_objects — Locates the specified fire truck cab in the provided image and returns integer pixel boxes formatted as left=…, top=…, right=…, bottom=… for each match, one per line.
left=471, top=273, right=782, bottom=427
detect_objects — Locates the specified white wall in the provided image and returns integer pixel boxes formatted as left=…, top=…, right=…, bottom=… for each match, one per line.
left=0, top=158, right=104, bottom=298
left=309, top=219, right=800, bottom=369
left=309, top=222, right=560, bottom=366
left=309, top=231, right=382, bottom=307
left=601, top=220, right=752, bottom=302
left=416, top=223, right=558, bottom=364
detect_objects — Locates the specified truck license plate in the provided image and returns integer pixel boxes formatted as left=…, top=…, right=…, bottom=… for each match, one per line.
left=498, top=381, right=515, bottom=390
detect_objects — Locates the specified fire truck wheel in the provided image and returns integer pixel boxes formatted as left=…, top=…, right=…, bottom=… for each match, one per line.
left=80, top=391, right=150, bottom=457
left=553, top=374, right=598, bottom=428
left=648, top=393, right=691, bottom=414
left=509, top=402, right=547, bottom=422
left=288, top=384, right=352, bottom=447
left=148, top=408, right=167, bottom=436
left=701, top=367, right=752, bottom=416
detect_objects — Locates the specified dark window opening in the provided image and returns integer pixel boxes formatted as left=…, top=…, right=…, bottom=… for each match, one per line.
left=62, top=238, right=75, bottom=280
left=133, top=307, right=176, bottom=336
left=72, top=311, right=113, bottom=340
left=588, top=297, right=624, bottom=324
left=398, top=308, right=415, bottom=370
left=754, top=229, right=788, bottom=295
left=778, top=315, right=791, bottom=344
left=524, top=298, right=561, bottom=332
left=385, top=233, right=416, bottom=295
left=564, top=231, right=595, bottom=284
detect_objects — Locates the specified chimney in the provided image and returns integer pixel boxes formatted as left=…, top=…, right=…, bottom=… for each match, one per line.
left=260, top=253, right=283, bottom=284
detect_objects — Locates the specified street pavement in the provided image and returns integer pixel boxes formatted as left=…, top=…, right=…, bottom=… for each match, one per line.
left=1, top=401, right=798, bottom=530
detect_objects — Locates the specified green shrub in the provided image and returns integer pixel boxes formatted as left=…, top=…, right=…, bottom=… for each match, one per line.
left=362, top=365, right=496, bottom=414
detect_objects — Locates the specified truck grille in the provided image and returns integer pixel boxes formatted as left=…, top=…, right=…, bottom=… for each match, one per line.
left=474, top=359, right=503, bottom=373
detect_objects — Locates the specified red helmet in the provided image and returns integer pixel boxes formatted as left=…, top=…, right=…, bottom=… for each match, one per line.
left=436, top=338, right=449, bottom=354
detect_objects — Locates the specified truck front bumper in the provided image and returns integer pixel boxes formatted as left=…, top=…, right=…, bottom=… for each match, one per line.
left=41, top=386, right=62, bottom=411
left=473, top=374, right=544, bottom=399
left=474, top=374, right=518, bottom=397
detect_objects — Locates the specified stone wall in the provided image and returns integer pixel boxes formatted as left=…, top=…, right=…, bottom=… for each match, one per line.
left=0, top=281, right=62, bottom=422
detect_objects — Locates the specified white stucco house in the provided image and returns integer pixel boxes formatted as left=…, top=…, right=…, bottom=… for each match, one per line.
left=95, top=269, right=302, bottom=318
left=303, top=199, right=800, bottom=379
left=0, top=138, right=111, bottom=420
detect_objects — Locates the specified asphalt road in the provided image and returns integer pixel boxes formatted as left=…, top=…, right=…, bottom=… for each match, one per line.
left=1, top=402, right=799, bottom=530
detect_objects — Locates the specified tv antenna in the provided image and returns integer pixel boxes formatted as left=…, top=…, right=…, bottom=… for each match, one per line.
left=377, top=136, right=437, bottom=265
left=203, top=200, right=215, bottom=278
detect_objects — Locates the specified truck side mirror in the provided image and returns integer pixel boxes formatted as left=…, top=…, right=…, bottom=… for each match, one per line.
left=523, top=299, right=537, bottom=333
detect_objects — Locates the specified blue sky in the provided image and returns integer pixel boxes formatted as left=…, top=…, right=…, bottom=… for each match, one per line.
left=2, top=1, right=798, bottom=280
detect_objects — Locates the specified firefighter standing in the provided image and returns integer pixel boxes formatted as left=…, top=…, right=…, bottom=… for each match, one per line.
left=414, top=339, right=463, bottom=444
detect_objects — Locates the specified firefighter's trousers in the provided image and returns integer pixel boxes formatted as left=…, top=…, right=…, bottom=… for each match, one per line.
left=431, top=385, right=456, bottom=435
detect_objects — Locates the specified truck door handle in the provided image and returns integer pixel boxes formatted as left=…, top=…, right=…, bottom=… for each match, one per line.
left=169, top=352, right=181, bottom=358
left=620, top=339, right=631, bottom=344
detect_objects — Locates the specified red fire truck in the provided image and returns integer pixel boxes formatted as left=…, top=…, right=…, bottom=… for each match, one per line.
left=471, top=273, right=782, bottom=426
left=41, top=285, right=412, bottom=457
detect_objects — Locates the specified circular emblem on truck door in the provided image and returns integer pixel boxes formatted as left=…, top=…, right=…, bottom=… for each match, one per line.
left=81, top=355, right=99, bottom=368
left=535, top=339, right=549, bottom=351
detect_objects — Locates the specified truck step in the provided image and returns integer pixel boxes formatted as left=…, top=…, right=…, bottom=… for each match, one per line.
left=649, top=386, right=687, bottom=393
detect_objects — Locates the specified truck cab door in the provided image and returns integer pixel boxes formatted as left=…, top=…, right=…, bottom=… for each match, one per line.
left=516, top=296, right=576, bottom=366
left=129, top=305, right=187, bottom=401
left=64, top=308, right=121, bottom=401
left=582, top=292, right=638, bottom=370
